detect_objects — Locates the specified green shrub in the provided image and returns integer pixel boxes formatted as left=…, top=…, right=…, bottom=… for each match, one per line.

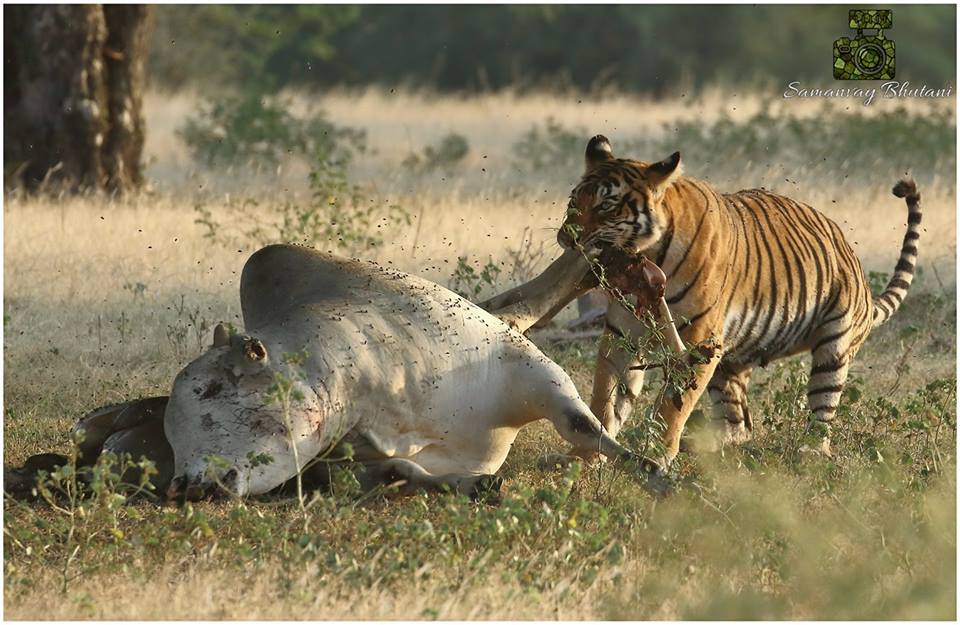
left=194, top=160, right=411, bottom=255
left=178, top=91, right=365, bottom=167
left=448, top=256, right=501, bottom=300
left=512, top=116, right=585, bottom=171
left=646, top=102, right=955, bottom=182
left=512, top=104, right=955, bottom=182
left=402, top=133, right=470, bottom=173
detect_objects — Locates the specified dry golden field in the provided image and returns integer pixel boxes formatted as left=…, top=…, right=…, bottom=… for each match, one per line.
left=4, top=88, right=956, bottom=619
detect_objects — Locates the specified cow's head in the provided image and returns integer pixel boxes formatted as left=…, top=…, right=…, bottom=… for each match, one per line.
left=164, top=324, right=324, bottom=500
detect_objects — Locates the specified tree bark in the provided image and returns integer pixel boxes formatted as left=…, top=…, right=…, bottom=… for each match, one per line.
left=102, top=5, right=151, bottom=191
left=4, top=5, right=152, bottom=193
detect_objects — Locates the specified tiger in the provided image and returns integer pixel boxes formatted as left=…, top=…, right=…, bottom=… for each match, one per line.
left=557, top=134, right=921, bottom=469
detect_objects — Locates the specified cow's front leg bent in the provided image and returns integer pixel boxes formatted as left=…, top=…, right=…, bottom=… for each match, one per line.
left=557, top=302, right=648, bottom=465
left=358, top=458, right=503, bottom=500
left=538, top=384, right=674, bottom=494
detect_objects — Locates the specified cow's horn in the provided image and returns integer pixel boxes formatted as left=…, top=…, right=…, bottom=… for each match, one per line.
left=212, top=323, right=230, bottom=348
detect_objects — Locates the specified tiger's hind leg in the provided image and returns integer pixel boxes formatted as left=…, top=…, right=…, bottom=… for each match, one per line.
left=804, top=321, right=862, bottom=457
left=703, top=363, right=754, bottom=450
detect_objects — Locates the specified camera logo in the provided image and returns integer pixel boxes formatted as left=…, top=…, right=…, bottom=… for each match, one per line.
left=833, top=9, right=895, bottom=80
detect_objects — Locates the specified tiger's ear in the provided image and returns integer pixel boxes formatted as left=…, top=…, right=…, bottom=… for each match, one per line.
left=647, top=151, right=682, bottom=191
left=585, top=135, right=614, bottom=173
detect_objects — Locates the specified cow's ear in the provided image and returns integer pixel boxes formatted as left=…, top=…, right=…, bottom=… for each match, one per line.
left=647, top=151, right=682, bottom=192
left=242, top=338, right=268, bottom=363
left=212, top=323, right=230, bottom=348
left=640, top=257, right=667, bottom=295
left=585, top=134, right=614, bottom=173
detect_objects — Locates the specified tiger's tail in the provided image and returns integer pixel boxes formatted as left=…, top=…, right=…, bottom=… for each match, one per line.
left=872, top=178, right=922, bottom=328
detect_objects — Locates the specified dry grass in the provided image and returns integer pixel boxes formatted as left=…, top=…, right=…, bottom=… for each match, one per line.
left=4, top=88, right=956, bottom=619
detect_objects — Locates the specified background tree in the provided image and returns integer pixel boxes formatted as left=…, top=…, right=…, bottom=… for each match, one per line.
left=4, top=5, right=153, bottom=193
left=145, top=5, right=955, bottom=94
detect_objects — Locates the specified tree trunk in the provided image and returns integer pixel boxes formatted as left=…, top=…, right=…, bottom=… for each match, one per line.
left=4, top=5, right=153, bottom=193
left=102, top=5, right=151, bottom=191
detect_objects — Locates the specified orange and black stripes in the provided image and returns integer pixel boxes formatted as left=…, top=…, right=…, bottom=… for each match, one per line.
left=873, top=180, right=922, bottom=327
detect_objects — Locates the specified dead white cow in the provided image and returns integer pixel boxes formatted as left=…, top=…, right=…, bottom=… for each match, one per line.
left=164, top=244, right=676, bottom=499
left=9, top=244, right=675, bottom=500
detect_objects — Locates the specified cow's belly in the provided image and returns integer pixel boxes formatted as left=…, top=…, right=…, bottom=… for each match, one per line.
left=313, top=316, right=529, bottom=476
left=352, top=355, right=525, bottom=475
left=358, top=419, right=521, bottom=476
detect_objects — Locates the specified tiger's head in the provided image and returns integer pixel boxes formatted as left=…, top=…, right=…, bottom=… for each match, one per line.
left=557, top=135, right=682, bottom=254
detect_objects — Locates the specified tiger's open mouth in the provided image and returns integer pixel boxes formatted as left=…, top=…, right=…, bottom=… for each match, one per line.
left=558, top=231, right=607, bottom=256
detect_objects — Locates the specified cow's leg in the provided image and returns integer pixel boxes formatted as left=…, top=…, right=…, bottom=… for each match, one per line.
left=356, top=458, right=503, bottom=499
left=480, top=248, right=597, bottom=332
left=590, top=322, right=647, bottom=440
left=541, top=332, right=645, bottom=469
left=4, top=453, right=70, bottom=497
left=656, top=326, right=723, bottom=466
left=541, top=304, right=649, bottom=469
left=5, top=397, right=172, bottom=498
left=101, top=415, right=174, bottom=492
left=72, top=396, right=169, bottom=463
left=289, top=458, right=502, bottom=500
left=538, top=384, right=674, bottom=493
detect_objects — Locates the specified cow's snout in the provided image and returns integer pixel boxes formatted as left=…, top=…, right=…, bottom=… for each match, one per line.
left=167, top=468, right=241, bottom=503
left=166, top=474, right=187, bottom=502
left=166, top=473, right=213, bottom=502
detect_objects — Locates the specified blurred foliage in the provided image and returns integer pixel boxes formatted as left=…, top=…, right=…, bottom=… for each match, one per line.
left=448, top=255, right=501, bottom=301
left=6, top=353, right=956, bottom=617
left=148, top=5, right=955, bottom=94
left=511, top=102, right=956, bottom=182
left=402, top=133, right=470, bottom=174
left=649, top=103, right=956, bottom=180
left=178, top=91, right=365, bottom=167
left=513, top=117, right=584, bottom=171
left=194, top=160, right=410, bottom=255
left=149, top=5, right=359, bottom=91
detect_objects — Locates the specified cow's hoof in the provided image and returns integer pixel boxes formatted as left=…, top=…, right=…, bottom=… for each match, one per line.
left=538, top=453, right=579, bottom=471
left=468, top=474, right=503, bottom=502
left=643, top=469, right=677, bottom=497
left=799, top=441, right=833, bottom=459
left=4, top=453, right=70, bottom=497
left=625, top=455, right=676, bottom=497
